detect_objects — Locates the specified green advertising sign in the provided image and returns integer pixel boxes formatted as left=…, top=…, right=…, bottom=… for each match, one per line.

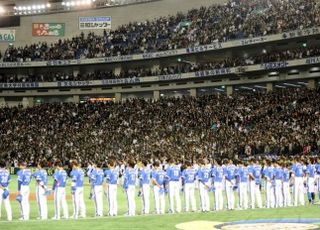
left=0, top=29, right=15, bottom=42
left=32, top=23, right=65, bottom=37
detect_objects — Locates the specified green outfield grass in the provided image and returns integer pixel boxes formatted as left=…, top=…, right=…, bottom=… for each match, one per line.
left=0, top=176, right=319, bottom=230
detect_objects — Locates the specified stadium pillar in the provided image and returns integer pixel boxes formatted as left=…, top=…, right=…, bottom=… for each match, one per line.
left=308, top=79, right=318, bottom=89
left=226, top=86, right=233, bottom=96
left=73, top=95, right=80, bottom=103
left=266, top=83, right=273, bottom=92
left=0, top=97, right=5, bottom=107
left=153, top=90, right=160, bottom=101
left=115, top=92, right=122, bottom=102
left=22, top=97, right=34, bottom=108
left=189, top=88, right=197, bottom=97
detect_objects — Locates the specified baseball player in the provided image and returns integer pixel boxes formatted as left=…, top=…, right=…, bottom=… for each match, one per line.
left=138, top=160, right=151, bottom=215
left=305, top=159, right=316, bottom=204
left=33, top=160, right=49, bottom=220
left=151, top=160, right=166, bottom=214
left=212, top=160, right=224, bottom=211
left=223, top=159, right=236, bottom=210
left=197, top=159, right=211, bottom=212
left=292, top=158, right=305, bottom=206
left=0, top=160, right=12, bottom=221
left=316, top=158, right=320, bottom=201
left=282, top=162, right=291, bottom=207
left=89, top=162, right=105, bottom=217
left=17, top=161, right=32, bottom=220
left=70, top=160, right=86, bottom=219
left=123, top=159, right=137, bottom=216
left=235, top=161, right=249, bottom=210
left=274, top=162, right=284, bottom=208
left=52, top=160, right=69, bottom=220
left=248, top=159, right=262, bottom=209
left=263, top=160, right=275, bottom=208
left=181, top=161, right=197, bottom=212
left=105, top=158, right=119, bottom=216
left=166, top=158, right=182, bottom=213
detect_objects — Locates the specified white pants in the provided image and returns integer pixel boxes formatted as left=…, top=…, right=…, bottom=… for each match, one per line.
left=214, top=182, right=223, bottom=211
left=183, top=183, right=196, bottom=212
left=249, top=180, right=262, bottom=209
left=125, top=185, right=136, bottom=216
left=168, top=181, right=181, bottom=213
left=36, top=186, right=48, bottom=220
left=307, top=177, right=315, bottom=193
left=107, top=184, right=118, bottom=216
left=265, top=181, right=275, bottom=208
left=225, top=180, right=235, bottom=210
left=282, top=181, right=291, bottom=207
left=274, top=180, right=283, bottom=208
left=199, top=182, right=210, bottom=212
left=72, top=187, right=86, bottom=218
left=20, top=185, right=30, bottom=220
left=0, top=188, right=12, bottom=221
left=293, top=177, right=305, bottom=206
left=153, top=186, right=165, bottom=214
left=238, top=182, right=248, bottom=209
left=54, top=187, right=69, bottom=219
left=141, top=184, right=150, bottom=214
left=93, top=185, right=103, bottom=216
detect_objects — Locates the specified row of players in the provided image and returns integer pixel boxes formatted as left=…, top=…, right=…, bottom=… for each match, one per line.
left=0, top=157, right=320, bottom=221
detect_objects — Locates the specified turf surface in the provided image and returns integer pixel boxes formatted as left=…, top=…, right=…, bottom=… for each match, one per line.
left=0, top=176, right=319, bottom=229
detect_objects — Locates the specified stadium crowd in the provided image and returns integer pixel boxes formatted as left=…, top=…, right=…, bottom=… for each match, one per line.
left=1, top=0, right=320, bottom=62
left=1, top=45, right=320, bottom=83
left=0, top=87, right=319, bottom=167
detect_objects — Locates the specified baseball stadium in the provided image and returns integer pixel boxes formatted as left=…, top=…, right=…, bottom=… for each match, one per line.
left=0, top=0, right=320, bottom=229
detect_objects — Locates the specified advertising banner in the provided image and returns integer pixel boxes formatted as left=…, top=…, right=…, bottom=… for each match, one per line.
left=0, top=29, right=15, bottom=42
left=79, top=16, right=111, bottom=30
left=32, top=23, right=65, bottom=37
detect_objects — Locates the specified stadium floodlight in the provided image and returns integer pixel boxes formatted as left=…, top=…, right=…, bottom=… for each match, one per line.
left=0, top=7, right=4, bottom=14
left=62, top=2, right=66, bottom=5
left=46, top=3, right=51, bottom=8
left=27, top=6, right=31, bottom=10
left=41, top=4, right=46, bottom=9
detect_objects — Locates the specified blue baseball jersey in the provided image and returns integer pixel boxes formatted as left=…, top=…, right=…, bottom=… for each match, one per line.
left=305, top=164, right=316, bottom=178
left=0, top=168, right=10, bottom=187
left=253, top=164, right=262, bottom=184
left=138, top=168, right=151, bottom=185
left=152, top=169, right=166, bottom=186
left=182, top=168, right=196, bottom=184
left=274, top=167, right=283, bottom=180
left=223, top=164, right=236, bottom=181
left=70, top=169, right=84, bottom=187
left=90, top=168, right=105, bottom=186
left=123, top=168, right=137, bottom=189
left=166, top=165, right=181, bottom=181
left=17, top=169, right=32, bottom=186
left=236, top=166, right=249, bottom=182
left=263, top=166, right=274, bottom=181
left=53, top=169, right=68, bottom=188
left=197, top=167, right=211, bottom=183
left=283, top=168, right=290, bottom=182
left=315, top=164, right=320, bottom=174
left=33, top=169, right=48, bottom=186
left=292, top=163, right=304, bottom=177
left=105, top=168, right=119, bottom=185
left=212, top=166, right=223, bottom=183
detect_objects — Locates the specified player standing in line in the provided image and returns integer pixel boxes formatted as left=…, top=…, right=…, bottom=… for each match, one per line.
left=123, top=159, right=137, bottom=216
left=33, top=160, right=49, bottom=220
left=223, top=159, right=236, bottom=210
left=87, top=162, right=96, bottom=200
left=305, top=159, right=316, bottom=204
left=292, top=158, right=305, bottom=206
left=105, top=158, right=119, bottom=216
left=316, top=158, right=320, bottom=201
left=274, top=161, right=284, bottom=208
left=282, top=162, right=291, bottom=207
left=197, top=159, right=211, bottom=212
left=248, top=159, right=262, bottom=209
left=263, top=160, right=275, bottom=208
left=89, top=162, right=105, bottom=217
left=235, top=161, right=248, bottom=210
left=166, top=158, right=182, bottom=214
left=0, top=160, right=12, bottom=221
left=70, top=160, right=86, bottom=219
left=181, top=161, right=197, bottom=212
left=52, top=160, right=69, bottom=220
left=17, top=161, right=32, bottom=220
left=212, top=160, right=224, bottom=211
left=138, top=160, right=151, bottom=215
left=151, top=160, right=166, bottom=214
